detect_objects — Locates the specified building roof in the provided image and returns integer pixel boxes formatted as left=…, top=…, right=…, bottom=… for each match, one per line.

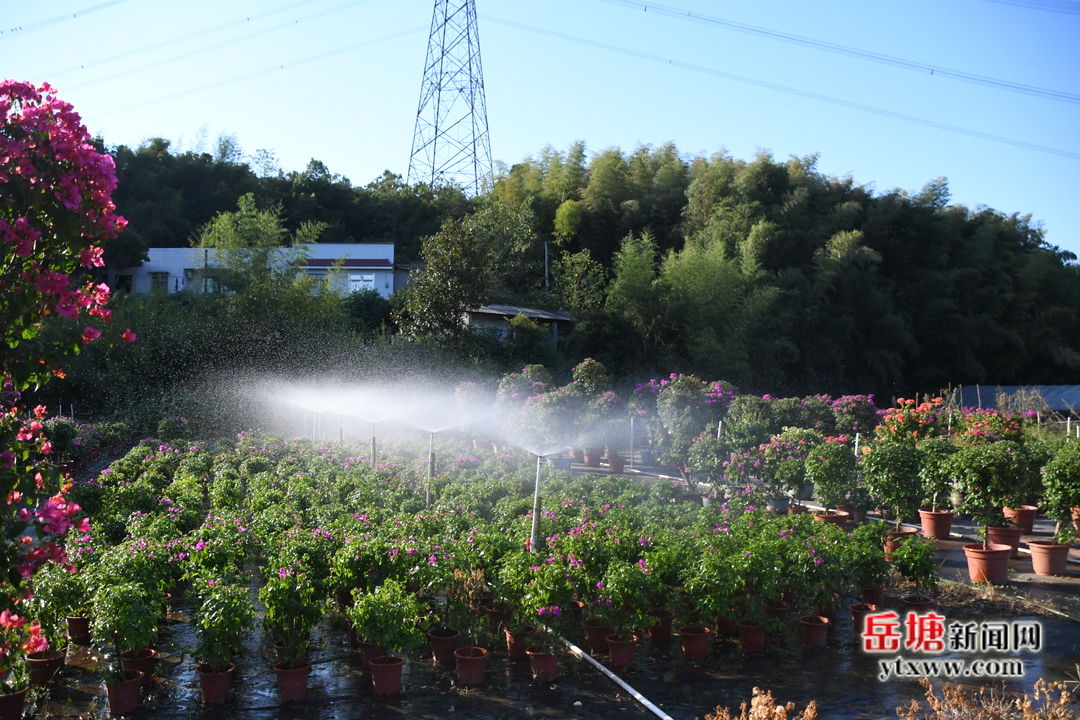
left=301, top=258, right=393, bottom=268
left=957, top=385, right=1080, bottom=412
left=468, top=304, right=573, bottom=322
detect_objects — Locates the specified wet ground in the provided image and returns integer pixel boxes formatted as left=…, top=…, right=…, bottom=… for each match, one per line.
left=37, top=457, right=1079, bottom=719
left=23, top=565, right=1080, bottom=720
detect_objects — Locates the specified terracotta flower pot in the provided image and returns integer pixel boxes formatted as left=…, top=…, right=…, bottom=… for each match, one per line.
left=813, top=511, right=849, bottom=526
left=27, top=649, right=65, bottom=686
left=850, top=603, right=878, bottom=634
left=986, top=524, right=1022, bottom=558
left=799, top=616, right=829, bottom=648
left=737, top=620, right=765, bottom=653
left=197, top=662, right=234, bottom=704
left=1028, top=540, right=1071, bottom=576
left=678, top=625, right=710, bottom=659
left=761, top=599, right=789, bottom=619
left=715, top=615, right=739, bottom=638
left=605, top=634, right=637, bottom=670
left=0, top=687, right=28, bottom=720
left=860, top=586, right=885, bottom=607
left=274, top=661, right=310, bottom=702
left=370, top=655, right=405, bottom=696
left=504, top=625, right=535, bottom=659
left=963, top=543, right=1012, bottom=584
left=427, top=627, right=460, bottom=664
left=608, top=456, right=625, bottom=474
left=454, top=646, right=488, bottom=685
left=582, top=622, right=613, bottom=653
left=358, top=641, right=387, bottom=668
left=885, top=529, right=918, bottom=558
left=66, top=616, right=91, bottom=645
left=901, top=596, right=933, bottom=613
left=485, top=606, right=512, bottom=626
left=120, top=647, right=156, bottom=686
left=1003, top=505, right=1038, bottom=535
left=105, top=671, right=142, bottom=715
left=918, top=508, right=954, bottom=539
left=526, top=646, right=558, bottom=682
left=788, top=504, right=808, bottom=515
left=646, top=609, right=674, bottom=644
left=583, top=449, right=602, bottom=468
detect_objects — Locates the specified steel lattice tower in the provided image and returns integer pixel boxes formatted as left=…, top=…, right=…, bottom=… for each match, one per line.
left=407, top=0, right=492, bottom=196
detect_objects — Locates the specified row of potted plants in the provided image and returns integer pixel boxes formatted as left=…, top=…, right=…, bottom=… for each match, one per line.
left=25, top=415, right=1073, bottom=707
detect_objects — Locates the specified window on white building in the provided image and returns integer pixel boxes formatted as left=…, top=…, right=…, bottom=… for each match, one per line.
left=350, top=273, right=375, bottom=292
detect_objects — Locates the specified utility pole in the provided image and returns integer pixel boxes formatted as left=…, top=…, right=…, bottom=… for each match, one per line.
left=408, top=0, right=493, bottom=196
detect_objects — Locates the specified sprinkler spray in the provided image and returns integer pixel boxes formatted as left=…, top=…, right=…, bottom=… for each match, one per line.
left=370, top=422, right=376, bottom=466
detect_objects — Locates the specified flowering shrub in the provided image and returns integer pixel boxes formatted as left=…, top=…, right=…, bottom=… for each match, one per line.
left=803, top=436, right=855, bottom=511
left=1, top=80, right=129, bottom=614
left=759, top=427, right=823, bottom=499
left=193, top=581, right=254, bottom=672
left=831, top=395, right=880, bottom=437
left=259, top=569, right=321, bottom=668
left=0, top=609, right=44, bottom=691
left=1041, top=441, right=1080, bottom=544
left=346, top=578, right=428, bottom=652
left=655, top=374, right=715, bottom=475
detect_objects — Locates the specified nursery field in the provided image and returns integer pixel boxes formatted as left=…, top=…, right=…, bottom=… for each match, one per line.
left=17, top=431, right=1080, bottom=719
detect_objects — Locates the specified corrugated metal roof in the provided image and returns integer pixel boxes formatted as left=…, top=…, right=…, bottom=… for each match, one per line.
left=470, top=304, right=574, bottom=322
left=956, top=385, right=1080, bottom=412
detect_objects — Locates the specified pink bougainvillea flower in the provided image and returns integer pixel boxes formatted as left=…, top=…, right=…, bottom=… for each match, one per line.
left=121, top=328, right=137, bottom=343
left=81, top=326, right=101, bottom=344
left=80, top=246, right=105, bottom=268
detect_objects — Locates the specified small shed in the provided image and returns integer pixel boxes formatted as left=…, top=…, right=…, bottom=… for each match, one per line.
left=463, top=304, right=574, bottom=344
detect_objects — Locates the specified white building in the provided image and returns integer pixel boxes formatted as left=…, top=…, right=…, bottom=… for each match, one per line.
left=112, top=243, right=397, bottom=298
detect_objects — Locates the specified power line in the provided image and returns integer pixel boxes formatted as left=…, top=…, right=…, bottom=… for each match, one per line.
left=482, top=15, right=1080, bottom=162
left=41, top=0, right=329, bottom=80
left=980, top=0, right=1080, bottom=15
left=92, top=26, right=425, bottom=119
left=64, top=0, right=375, bottom=93
left=594, top=0, right=1080, bottom=105
left=1, top=0, right=132, bottom=38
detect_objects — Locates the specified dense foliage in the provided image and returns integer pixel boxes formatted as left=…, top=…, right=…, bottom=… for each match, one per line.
left=81, top=134, right=1080, bottom=412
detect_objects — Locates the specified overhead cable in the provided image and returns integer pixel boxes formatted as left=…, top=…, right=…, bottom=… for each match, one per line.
left=594, top=0, right=1080, bottom=105
left=482, top=15, right=1080, bottom=162
left=1, top=0, right=132, bottom=38
left=64, top=0, right=375, bottom=93
left=91, top=26, right=425, bottom=118
left=41, top=0, right=329, bottom=80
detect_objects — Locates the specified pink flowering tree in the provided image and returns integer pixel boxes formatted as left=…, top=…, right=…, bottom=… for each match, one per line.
left=1, top=80, right=131, bottom=634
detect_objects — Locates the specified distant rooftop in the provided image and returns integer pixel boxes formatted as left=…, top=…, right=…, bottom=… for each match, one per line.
left=470, top=304, right=573, bottom=322
left=957, top=385, right=1080, bottom=412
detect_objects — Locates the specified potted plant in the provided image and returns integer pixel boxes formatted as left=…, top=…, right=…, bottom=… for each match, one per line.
left=0, top=610, right=45, bottom=716
left=599, top=559, right=651, bottom=670
left=192, top=580, right=254, bottom=703
left=25, top=561, right=77, bottom=684
left=861, top=440, right=922, bottom=534
left=916, top=437, right=958, bottom=539
left=525, top=628, right=559, bottom=682
left=91, top=581, right=157, bottom=712
left=346, top=579, right=427, bottom=695
left=948, top=441, right=1029, bottom=584
left=258, top=569, right=322, bottom=702
left=890, top=534, right=940, bottom=611
left=1033, top=440, right=1080, bottom=576
left=844, top=523, right=892, bottom=607
left=804, top=435, right=855, bottom=522
left=446, top=568, right=490, bottom=686
left=759, top=427, right=824, bottom=509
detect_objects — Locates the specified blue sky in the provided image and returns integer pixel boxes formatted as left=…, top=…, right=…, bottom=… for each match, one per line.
left=4, top=0, right=1079, bottom=254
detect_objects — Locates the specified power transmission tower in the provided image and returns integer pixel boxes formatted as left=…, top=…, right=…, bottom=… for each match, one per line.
left=408, top=0, right=492, bottom=196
